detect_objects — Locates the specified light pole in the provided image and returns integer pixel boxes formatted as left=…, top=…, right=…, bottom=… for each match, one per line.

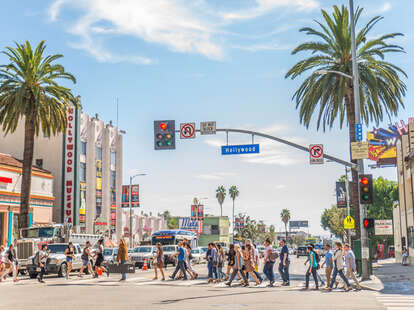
left=314, top=0, right=369, bottom=280
left=129, top=173, right=147, bottom=247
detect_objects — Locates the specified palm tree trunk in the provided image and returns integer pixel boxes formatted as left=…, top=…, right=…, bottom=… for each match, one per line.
left=19, top=115, right=36, bottom=230
left=220, top=203, right=222, bottom=217
left=285, top=223, right=288, bottom=240
left=232, top=199, right=235, bottom=242
left=345, top=83, right=361, bottom=239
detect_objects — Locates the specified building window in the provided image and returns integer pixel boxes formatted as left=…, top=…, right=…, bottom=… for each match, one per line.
left=111, top=191, right=116, bottom=203
left=80, top=163, right=86, bottom=182
left=111, top=171, right=116, bottom=188
left=111, top=152, right=116, bottom=166
left=96, top=147, right=102, bottom=160
left=211, top=225, right=220, bottom=235
left=81, top=142, right=87, bottom=155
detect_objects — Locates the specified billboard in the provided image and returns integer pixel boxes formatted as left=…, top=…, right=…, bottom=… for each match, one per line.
left=63, top=105, right=75, bottom=224
left=234, top=218, right=245, bottom=229
left=121, top=185, right=139, bottom=208
left=191, top=205, right=204, bottom=220
left=289, top=220, right=309, bottom=229
left=179, top=217, right=202, bottom=234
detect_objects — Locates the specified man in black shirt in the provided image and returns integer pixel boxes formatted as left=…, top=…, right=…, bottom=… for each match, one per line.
left=278, top=239, right=290, bottom=286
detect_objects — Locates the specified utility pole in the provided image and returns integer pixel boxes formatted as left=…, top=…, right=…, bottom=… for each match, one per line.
left=350, top=0, right=369, bottom=280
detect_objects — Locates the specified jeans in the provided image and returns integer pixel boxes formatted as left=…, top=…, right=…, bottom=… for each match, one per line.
left=329, top=267, right=350, bottom=288
left=38, top=266, right=46, bottom=280
left=121, top=260, right=126, bottom=280
left=217, top=266, right=224, bottom=279
left=208, top=262, right=218, bottom=279
left=305, top=267, right=318, bottom=288
left=228, top=267, right=247, bottom=284
left=263, top=261, right=275, bottom=282
left=278, top=261, right=290, bottom=283
left=253, top=270, right=263, bottom=282
left=172, top=261, right=187, bottom=280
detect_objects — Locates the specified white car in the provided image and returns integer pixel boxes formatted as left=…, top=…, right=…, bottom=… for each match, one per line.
left=191, top=248, right=206, bottom=264
left=129, top=246, right=156, bottom=269
left=103, top=248, right=118, bottom=264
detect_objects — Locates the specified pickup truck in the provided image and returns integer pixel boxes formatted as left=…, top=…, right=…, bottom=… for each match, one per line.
left=26, top=243, right=89, bottom=278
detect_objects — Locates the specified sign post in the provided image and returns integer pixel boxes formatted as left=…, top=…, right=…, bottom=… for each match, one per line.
left=200, top=121, right=216, bottom=135
left=309, top=144, right=324, bottom=165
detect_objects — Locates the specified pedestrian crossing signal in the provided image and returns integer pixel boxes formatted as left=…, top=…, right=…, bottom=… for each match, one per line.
left=363, top=218, right=374, bottom=229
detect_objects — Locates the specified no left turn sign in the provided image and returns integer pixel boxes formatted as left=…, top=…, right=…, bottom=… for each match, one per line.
left=309, top=144, right=324, bottom=165
left=180, top=123, right=196, bottom=139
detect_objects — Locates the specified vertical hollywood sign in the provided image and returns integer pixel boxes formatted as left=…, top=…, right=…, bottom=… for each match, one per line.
left=64, top=106, right=75, bottom=223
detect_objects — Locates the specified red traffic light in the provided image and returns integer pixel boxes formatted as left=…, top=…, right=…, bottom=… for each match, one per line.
left=360, top=177, right=369, bottom=185
left=160, top=123, right=167, bottom=130
left=363, top=218, right=374, bottom=229
left=363, top=219, right=369, bottom=228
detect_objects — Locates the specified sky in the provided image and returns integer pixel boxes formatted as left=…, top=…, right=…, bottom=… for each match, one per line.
left=1, top=0, right=413, bottom=235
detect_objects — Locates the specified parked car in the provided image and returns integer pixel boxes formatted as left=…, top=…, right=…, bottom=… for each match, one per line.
left=103, top=248, right=118, bottom=264
left=27, top=243, right=84, bottom=279
left=191, top=247, right=205, bottom=264
left=162, top=245, right=178, bottom=267
left=129, top=246, right=156, bottom=268
left=296, top=246, right=307, bottom=258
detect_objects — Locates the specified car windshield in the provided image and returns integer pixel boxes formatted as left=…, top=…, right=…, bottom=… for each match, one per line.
left=103, top=249, right=116, bottom=256
left=191, top=249, right=199, bottom=254
left=134, top=247, right=152, bottom=253
left=21, top=227, right=55, bottom=238
left=47, top=244, right=68, bottom=254
left=163, top=246, right=177, bottom=252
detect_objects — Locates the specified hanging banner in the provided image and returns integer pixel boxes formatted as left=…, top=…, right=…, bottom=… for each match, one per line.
left=121, top=185, right=139, bottom=208
left=64, top=104, right=75, bottom=224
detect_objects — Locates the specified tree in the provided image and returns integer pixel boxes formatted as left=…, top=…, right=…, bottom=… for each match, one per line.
left=321, top=205, right=346, bottom=240
left=368, top=177, right=398, bottom=220
left=285, top=5, right=406, bottom=237
left=234, top=213, right=259, bottom=242
left=160, top=210, right=179, bottom=229
left=0, top=41, right=77, bottom=229
left=216, top=185, right=226, bottom=217
left=280, top=209, right=291, bottom=240
left=228, top=185, right=239, bottom=239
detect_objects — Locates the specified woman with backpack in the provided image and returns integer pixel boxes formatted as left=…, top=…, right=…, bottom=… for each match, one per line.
left=216, top=244, right=225, bottom=281
left=302, top=246, right=319, bottom=290
left=243, top=240, right=260, bottom=286
left=226, top=244, right=248, bottom=287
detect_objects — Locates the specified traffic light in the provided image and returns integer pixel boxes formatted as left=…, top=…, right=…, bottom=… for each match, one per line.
left=363, top=218, right=374, bottom=229
left=154, top=120, right=175, bottom=150
left=359, top=174, right=374, bottom=204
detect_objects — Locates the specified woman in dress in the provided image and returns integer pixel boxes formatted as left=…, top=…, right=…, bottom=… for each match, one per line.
left=152, top=243, right=165, bottom=281
left=224, top=244, right=235, bottom=281
left=64, top=242, right=75, bottom=279
left=243, top=240, right=260, bottom=286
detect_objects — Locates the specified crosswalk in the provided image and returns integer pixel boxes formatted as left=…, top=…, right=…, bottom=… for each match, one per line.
left=375, top=293, right=414, bottom=310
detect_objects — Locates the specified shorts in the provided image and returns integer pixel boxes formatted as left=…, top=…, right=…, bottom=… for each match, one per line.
left=82, top=259, right=90, bottom=267
left=66, top=257, right=72, bottom=263
left=95, top=257, right=103, bottom=267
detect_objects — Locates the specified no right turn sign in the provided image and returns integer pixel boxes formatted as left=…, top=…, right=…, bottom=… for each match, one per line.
left=309, top=144, right=324, bottom=165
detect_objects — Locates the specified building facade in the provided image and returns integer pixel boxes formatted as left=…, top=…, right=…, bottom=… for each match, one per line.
left=199, top=216, right=230, bottom=247
left=0, top=108, right=123, bottom=240
left=0, top=153, right=54, bottom=245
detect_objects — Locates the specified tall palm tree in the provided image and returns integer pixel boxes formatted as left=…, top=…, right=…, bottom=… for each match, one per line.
left=280, top=209, right=291, bottom=240
left=216, top=185, right=226, bottom=217
left=229, top=185, right=240, bottom=240
left=0, top=41, right=77, bottom=229
left=285, top=5, right=406, bottom=235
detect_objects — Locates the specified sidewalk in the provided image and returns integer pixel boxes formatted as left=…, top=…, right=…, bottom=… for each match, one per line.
left=360, top=258, right=414, bottom=294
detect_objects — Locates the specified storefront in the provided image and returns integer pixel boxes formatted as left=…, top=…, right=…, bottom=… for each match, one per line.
left=0, top=153, right=54, bottom=245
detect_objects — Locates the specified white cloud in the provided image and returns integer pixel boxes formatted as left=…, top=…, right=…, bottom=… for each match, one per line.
left=197, top=172, right=236, bottom=180
left=232, top=42, right=293, bottom=52
left=374, top=2, right=392, bottom=14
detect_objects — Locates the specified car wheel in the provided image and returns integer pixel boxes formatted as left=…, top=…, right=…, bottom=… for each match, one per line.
left=58, top=263, right=68, bottom=278
left=29, top=272, right=38, bottom=279
left=19, top=270, right=27, bottom=276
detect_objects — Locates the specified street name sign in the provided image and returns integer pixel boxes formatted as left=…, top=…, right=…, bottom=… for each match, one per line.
left=180, top=123, right=196, bottom=139
left=344, top=216, right=355, bottom=229
left=351, top=142, right=369, bottom=160
left=309, top=144, right=324, bottom=164
left=289, top=220, right=309, bottom=228
left=221, top=144, right=260, bottom=155
left=374, top=219, right=393, bottom=235
left=200, top=121, right=216, bottom=135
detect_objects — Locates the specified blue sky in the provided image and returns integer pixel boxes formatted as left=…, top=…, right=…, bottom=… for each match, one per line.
left=1, top=0, right=413, bottom=234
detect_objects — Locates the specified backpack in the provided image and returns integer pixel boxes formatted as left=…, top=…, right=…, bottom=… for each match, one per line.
left=269, top=251, right=279, bottom=263
left=314, top=251, right=321, bottom=269
left=33, top=251, right=40, bottom=266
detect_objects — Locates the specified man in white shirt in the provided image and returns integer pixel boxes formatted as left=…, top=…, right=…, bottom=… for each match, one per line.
left=263, top=239, right=275, bottom=287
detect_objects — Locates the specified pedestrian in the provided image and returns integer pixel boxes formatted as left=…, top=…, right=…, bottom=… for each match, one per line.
left=278, top=239, right=290, bottom=286
left=94, top=239, right=108, bottom=278
left=184, top=244, right=196, bottom=280
left=116, top=238, right=129, bottom=281
left=0, top=245, right=6, bottom=282
left=5, top=243, right=19, bottom=282
left=253, top=244, right=263, bottom=284
left=79, top=241, right=93, bottom=278
left=263, top=239, right=276, bottom=287
left=344, top=244, right=361, bottom=290
left=206, top=243, right=219, bottom=283
left=304, top=244, right=324, bottom=286
left=243, top=240, right=260, bottom=286
left=321, top=244, right=333, bottom=289
left=226, top=244, right=248, bottom=287
left=37, top=244, right=49, bottom=283
left=217, top=244, right=225, bottom=281
left=152, top=243, right=165, bottom=281
left=64, top=242, right=75, bottom=279
left=302, top=246, right=318, bottom=290
left=402, top=247, right=408, bottom=266
left=326, top=242, right=351, bottom=291
left=224, top=244, right=235, bottom=281
left=169, top=241, right=187, bottom=280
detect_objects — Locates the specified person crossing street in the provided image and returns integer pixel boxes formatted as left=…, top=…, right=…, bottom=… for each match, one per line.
left=344, top=244, right=361, bottom=290
left=278, top=239, right=290, bottom=286
left=263, top=239, right=275, bottom=287
left=169, top=241, right=187, bottom=281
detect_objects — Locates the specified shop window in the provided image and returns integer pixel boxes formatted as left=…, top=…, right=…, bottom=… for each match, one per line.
left=211, top=225, right=220, bottom=235
left=80, top=163, right=86, bottom=182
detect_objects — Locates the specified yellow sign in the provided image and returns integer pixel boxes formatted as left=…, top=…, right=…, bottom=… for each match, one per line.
left=344, top=216, right=355, bottom=229
left=351, top=142, right=369, bottom=160
left=238, top=236, right=242, bottom=241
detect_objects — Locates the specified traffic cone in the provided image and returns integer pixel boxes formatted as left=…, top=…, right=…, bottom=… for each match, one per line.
left=142, top=258, right=148, bottom=271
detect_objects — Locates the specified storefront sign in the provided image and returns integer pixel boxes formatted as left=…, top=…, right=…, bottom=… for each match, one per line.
left=375, top=219, right=393, bottom=235
left=179, top=217, right=202, bottom=234
left=64, top=105, right=75, bottom=224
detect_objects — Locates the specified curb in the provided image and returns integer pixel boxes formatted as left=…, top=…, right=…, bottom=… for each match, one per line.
left=359, top=275, right=384, bottom=292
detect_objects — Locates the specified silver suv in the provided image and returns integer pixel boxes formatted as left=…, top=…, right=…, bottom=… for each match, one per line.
left=129, top=246, right=156, bottom=269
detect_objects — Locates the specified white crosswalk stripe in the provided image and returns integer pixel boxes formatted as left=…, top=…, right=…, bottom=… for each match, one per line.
left=375, top=293, right=414, bottom=310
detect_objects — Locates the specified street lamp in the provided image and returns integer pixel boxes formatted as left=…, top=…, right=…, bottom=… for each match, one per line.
left=315, top=70, right=353, bottom=80
left=129, top=173, right=147, bottom=247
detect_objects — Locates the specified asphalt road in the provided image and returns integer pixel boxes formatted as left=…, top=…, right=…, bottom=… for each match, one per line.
left=0, top=256, right=391, bottom=310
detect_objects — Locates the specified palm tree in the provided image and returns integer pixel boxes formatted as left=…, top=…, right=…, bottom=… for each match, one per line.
left=0, top=41, right=77, bottom=229
left=285, top=5, right=406, bottom=236
left=280, top=209, right=291, bottom=240
left=229, top=185, right=240, bottom=240
left=216, top=185, right=226, bottom=217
